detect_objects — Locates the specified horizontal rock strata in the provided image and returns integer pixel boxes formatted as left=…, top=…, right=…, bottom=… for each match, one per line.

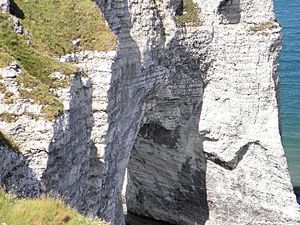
left=0, top=0, right=299, bottom=224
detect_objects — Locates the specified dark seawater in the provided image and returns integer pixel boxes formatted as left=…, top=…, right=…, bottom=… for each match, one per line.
left=274, top=0, right=300, bottom=201
left=126, top=213, right=173, bottom=225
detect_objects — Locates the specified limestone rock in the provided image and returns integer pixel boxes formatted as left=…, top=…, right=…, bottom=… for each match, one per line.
left=11, top=17, right=30, bottom=36
left=0, top=0, right=9, bottom=13
left=0, top=51, right=115, bottom=218
left=0, top=0, right=299, bottom=225
left=0, top=62, right=21, bottom=79
left=72, top=38, right=81, bottom=47
left=0, top=146, right=42, bottom=197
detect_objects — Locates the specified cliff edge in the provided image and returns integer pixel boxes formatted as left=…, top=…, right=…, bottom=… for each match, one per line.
left=0, top=0, right=299, bottom=224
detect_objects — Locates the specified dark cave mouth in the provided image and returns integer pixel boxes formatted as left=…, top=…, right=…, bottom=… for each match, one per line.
left=123, top=121, right=208, bottom=225
left=125, top=212, right=176, bottom=225
left=123, top=122, right=181, bottom=224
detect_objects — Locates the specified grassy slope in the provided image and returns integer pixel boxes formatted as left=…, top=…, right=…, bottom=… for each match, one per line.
left=0, top=191, right=108, bottom=225
left=14, top=0, right=117, bottom=55
left=0, top=50, right=14, bottom=67
left=174, top=0, right=202, bottom=27
left=0, top=12, right=75, bottom=119
left=0, top=0, right=116, bottom=120
left=0, top=131, right=19, bottom=151
left=0, top=2, right=114, bottom=223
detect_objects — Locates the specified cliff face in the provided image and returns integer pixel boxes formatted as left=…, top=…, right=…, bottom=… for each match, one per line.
left=0, top=0, right=299, bottom=225
left=197, top=1, right=299, bottom=224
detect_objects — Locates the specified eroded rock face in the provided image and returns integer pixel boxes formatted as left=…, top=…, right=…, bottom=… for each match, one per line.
left=0, top=51, right=116, bottom=217
left=96, top=0, right=299, bottom=224
left=197, top=1, right=299, bottom=224
left=0, top=146, right=42, bottom=197
left=0, top=0, right=299, bottom=225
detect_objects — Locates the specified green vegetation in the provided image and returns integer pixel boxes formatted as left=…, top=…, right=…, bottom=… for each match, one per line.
left=0, top=190, right=108, bottom=225
left=13, top=0, right=117, bottom=55
left=0, top=82, right=14, bottom=104
left=0, top=112, right=19, bottom=122
left=0, top=50, right=13, bottom=67
left=0, top=130, right=19, bottom=152
left=0, top=12, right=74, bottom=119
left=174, top=0, right=202, bottom=27
left=0, top=0, right=117, bottom=120
left=249, top=22, right=276, bottom=32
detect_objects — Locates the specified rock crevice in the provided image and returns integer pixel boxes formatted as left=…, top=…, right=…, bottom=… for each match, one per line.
left=204, top=141, right=266, bottom=171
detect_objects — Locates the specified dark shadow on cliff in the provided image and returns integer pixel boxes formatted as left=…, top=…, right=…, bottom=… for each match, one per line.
left=42, top=74, right=104, bottom=216
left=9, top=0, right=25, bottom=19
left=126, top=27, right=210, bottom=224
left=218, top=0, right=241, bottom=24
left=293, top=186, right=300, bottom=204
left=126, top=212, right=175, bottom=225
left=91, top=0, right=145, bottom=224
left=0, top=142, right=42, bottom=197
left=94, top=0, right=209, bottom=224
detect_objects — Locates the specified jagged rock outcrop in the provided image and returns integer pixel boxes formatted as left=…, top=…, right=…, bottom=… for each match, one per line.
left=0, top=0, right=299, bottom=225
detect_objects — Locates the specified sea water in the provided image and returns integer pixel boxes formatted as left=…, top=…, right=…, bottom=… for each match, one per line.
left=274, top=0, right=300, bottom=189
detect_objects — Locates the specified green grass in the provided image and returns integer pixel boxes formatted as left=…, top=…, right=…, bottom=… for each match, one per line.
left=174, top=0, right=202, bottom=27
left=249, top=22, right=276, bottom=32
left=0, top=130, right=19, bottom=152
left=0, top=0, right=117, bottom=120
left=0, top=190, right=109, bottom=225
left=0, top=50, right=13, bottom=67
left=0, top=12, right=73, bottom=119
left=14, top=0, right=117, bottom=55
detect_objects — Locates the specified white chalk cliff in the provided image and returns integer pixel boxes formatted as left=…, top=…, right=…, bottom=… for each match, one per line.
left=0, top=0, right=299, bottom=224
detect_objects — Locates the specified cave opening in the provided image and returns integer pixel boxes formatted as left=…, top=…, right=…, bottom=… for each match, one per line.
left=123, top=122, right=209, bottom=225
left=124, top=122, right=180, bottom=225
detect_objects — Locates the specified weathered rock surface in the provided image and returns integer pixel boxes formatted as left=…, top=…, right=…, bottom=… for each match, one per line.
left=0, top=62, right=21, bottom=79
left=0, top=0, right=299, bottom=224
left=0, top=146, right=42, bottom=197
left=0, top=50, right=115, bottom=216
left=0, top=0, right=9, bottom=13
left=197, top=1, right=299, bottom=224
